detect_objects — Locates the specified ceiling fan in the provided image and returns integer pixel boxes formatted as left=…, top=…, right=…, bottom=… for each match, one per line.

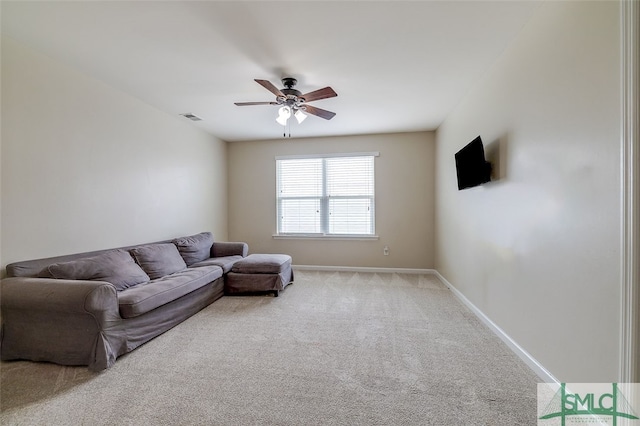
left=235, top=78, right=337, bottom=125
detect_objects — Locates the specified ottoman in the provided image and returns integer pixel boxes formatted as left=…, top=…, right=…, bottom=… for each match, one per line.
left=225, top=254, right=293, bottom=297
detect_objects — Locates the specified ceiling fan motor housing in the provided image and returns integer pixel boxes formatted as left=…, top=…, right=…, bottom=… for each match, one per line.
left=282, top=77, right=297, bottom=88
left=279, top=78, right=303, bottom=106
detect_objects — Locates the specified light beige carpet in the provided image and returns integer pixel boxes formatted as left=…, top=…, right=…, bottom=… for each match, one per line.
left=1, top=271, right=539, bottom=425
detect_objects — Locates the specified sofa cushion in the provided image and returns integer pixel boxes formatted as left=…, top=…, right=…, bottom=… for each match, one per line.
left=173, top=232, right=214, bottom=266
left=130, top=244, right=187, bottom=280
left=190, top=255, right=243, bottom=274
left=230, top=254, right=292, bottom=274
left=44, top=250, right=150, bottom=291
left=117, top=265, right=223, bottom=318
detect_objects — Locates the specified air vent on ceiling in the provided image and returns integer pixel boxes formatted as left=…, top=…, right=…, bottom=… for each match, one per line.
left=180, top=113, right=202, bottom=121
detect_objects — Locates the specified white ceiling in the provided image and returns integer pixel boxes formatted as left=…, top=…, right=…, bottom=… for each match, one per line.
left=1, top=1, right=540, bottom=142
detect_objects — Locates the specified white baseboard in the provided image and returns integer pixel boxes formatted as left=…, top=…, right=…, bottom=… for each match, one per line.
left=292, top=265, right=558, bottom=383
left=292, top=265, right=436, bottom=275
left=432, top=270, right=559, bottom=384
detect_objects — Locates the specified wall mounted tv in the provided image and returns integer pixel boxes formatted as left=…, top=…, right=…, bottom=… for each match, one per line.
left=455, top=136, right=492, bottom=190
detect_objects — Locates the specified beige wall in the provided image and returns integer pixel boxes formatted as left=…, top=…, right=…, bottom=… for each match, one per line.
left=435, top=1, right=620, bottom=382
left=1, top=37, right=228, bottom=271
left=228, top=132, right=435, bottom=269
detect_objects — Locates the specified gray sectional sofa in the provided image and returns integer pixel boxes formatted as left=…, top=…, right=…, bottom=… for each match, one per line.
left=1, top=232, right=247, bottom=371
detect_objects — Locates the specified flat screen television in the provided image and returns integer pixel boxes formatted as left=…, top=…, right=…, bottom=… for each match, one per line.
left=455, top=136, right=492, bottom=190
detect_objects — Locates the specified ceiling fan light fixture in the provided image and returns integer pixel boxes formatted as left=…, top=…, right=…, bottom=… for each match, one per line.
left=276, top=106, right=291, bottom=126
left=294, top=109, right=307, bottom=124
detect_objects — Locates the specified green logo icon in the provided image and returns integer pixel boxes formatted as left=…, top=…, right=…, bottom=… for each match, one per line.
left=539, top=383, right=639, bottom=425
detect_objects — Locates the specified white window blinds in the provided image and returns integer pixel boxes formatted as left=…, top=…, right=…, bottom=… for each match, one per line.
left=276, top=153, right=377, bottom=236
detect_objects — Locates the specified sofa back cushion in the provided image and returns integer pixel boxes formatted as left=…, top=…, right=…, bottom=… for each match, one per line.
left=130, top=243, right=187, bottom=279
left=172, top=232, right=214, bottom=266
left=44, top=250, right=150, bottom=291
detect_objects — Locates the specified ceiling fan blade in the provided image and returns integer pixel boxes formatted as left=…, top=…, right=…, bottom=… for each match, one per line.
left=300, top=86, right=337, bottom=103
left=234, top=101, right=279, bottom=106
left=302, top=104, right=336, bottom=120
left=255, top=79, right=284, bottom=97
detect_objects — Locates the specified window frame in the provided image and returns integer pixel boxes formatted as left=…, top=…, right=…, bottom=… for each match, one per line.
left=274, top=152, right=379, bottom=239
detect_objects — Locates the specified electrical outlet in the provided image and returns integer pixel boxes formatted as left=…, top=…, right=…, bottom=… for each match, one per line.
left=383, top=246, right=389, bottom=256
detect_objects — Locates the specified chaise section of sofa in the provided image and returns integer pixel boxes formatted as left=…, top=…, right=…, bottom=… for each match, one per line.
left=0, top=232, right=248, bottom=371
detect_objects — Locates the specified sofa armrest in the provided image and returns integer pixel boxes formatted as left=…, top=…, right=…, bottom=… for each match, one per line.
left=1, top=277, right=119, bottom=317
left=211, top=241, right=248, bottom=258
left=1, top=277, right=122, bottom=371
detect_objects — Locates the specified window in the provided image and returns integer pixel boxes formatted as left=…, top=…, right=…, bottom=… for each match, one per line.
left=276, top=153, right=377, bottom=237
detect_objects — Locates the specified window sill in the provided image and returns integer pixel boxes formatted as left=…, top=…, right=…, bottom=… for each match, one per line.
left=273, top=234, right=379, bottom=241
